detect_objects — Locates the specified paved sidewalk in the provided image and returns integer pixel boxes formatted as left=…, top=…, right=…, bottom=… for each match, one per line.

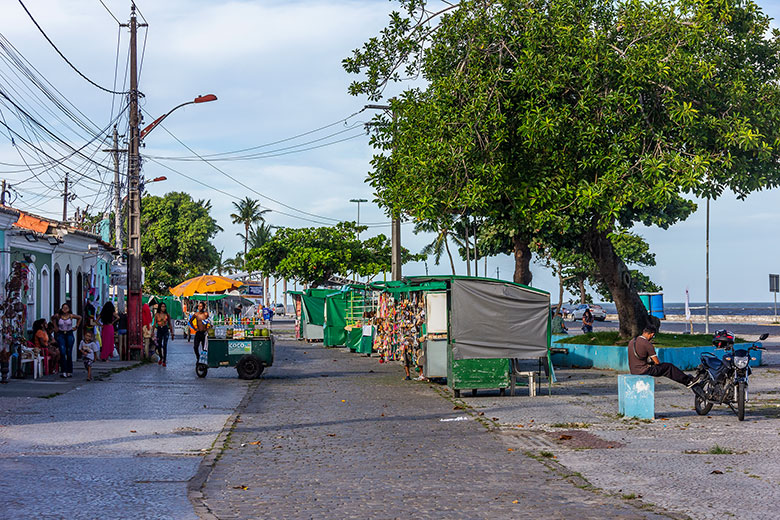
left=460, top=351, right=780, bottom=520
left=199, top=338, right=670, bottom=519
left=0, top=338, right=250, bottom=520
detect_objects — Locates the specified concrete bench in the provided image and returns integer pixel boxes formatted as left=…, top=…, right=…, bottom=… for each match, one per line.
left=618, top=374, right=654, bottom=420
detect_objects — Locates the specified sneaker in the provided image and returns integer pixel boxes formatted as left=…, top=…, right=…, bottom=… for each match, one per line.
left=686, top=374, right=703, bottom=388
left=404, top=376, right=411, bottom=381
left=158, top=360, right=162, bottom=365
left=60, top=373, right=66, bottom=378
left=162, top=362, right=166, bottom=367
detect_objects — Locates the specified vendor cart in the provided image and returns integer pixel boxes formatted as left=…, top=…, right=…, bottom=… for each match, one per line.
left=195, top=335, right=274, bottom=379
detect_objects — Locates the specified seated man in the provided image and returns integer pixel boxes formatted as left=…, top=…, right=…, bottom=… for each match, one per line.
left=551, top=311, right=568, bottom=334
left=628, top=325, right=700, bottom=390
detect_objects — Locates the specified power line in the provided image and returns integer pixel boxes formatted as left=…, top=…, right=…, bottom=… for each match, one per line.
left=16, top=0, right=127, bottom=95
left=97, top=0, right=121, bottom=25
left=148, top=107, right=367, bottom=160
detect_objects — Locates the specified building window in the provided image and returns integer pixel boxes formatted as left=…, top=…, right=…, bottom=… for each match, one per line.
left=26, top=263, right=37, bottom=330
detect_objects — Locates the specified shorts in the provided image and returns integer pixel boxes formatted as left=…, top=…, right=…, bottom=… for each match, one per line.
left=402, top=349, right=412, bottom=367
left=83, top=358, right=94, bottom=368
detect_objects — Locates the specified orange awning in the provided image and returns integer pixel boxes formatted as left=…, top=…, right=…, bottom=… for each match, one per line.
left=13, top=212, right=50, bottom=234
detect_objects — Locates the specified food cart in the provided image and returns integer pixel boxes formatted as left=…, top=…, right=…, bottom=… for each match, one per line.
left=196, top=319, right=274, bottom=379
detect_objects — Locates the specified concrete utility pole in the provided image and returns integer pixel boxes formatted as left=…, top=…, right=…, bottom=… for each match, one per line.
left=103, top=124, right=126, bottom=312
left=364, top=104, right=402, bottom=281
left=124, top=5, right=147, bottom=353
left=62, top=172, right=69, bottom=221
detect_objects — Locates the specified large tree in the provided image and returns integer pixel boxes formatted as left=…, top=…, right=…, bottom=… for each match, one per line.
left=141, top=192, right=222, bottom=292
left=230, top=197, right=270, bottom=264
left=345, top=0, right=780, bottom=337
left=246, top=222, right=422, bottom=287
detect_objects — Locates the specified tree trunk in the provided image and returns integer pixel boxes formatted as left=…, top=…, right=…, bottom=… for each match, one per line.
left=264, top=276, right=270, bottom=306
left=585, top=229, right=651, bottom=339
left=512, top=235, right=533, bottom=286
left=464, top=224, right=471, bottom=276
left=244, top=223, right=249, bottom=265
left=579, top=278, right=586, bottom=304
left=556, top=262, right=564, bottom=313
left=443, top=231, right=456, bottom=275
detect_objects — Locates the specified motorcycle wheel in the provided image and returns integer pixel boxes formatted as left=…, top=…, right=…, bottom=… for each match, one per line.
left=737, top=381, right=746, bottom=421
left=694, top=380, right=714, bottom=416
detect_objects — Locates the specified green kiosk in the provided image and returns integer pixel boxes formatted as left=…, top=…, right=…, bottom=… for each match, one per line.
left=299, top=288, right=340, bottom=342
left=401, top=276, right=551, bottom=397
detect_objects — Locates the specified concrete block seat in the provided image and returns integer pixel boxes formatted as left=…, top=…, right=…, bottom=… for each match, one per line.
left=618, top=374, right=654, bottom=420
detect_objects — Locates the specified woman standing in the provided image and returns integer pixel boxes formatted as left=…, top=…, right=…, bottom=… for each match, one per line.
left=53, top=303, right=82, bottom=378
left=142, top=303, right=154, bottom=359
left=154, top=303, right=175, bottom=367
left=99, top=302, right=119, bottom=361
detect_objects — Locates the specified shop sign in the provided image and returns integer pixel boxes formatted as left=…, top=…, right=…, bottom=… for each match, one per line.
left=228, top=340, right=251, bottom=355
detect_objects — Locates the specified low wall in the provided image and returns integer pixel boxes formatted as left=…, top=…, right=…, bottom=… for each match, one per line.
left=550, top=335, right=762, bottom=371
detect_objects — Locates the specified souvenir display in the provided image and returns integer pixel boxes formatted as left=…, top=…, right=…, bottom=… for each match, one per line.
left=373, top=292, right=425, bottom=367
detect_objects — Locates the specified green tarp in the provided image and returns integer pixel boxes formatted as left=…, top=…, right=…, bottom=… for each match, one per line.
left=300, top=288, right=339, bottom=326
left=323, top=292, right=347, bottom=347
left=145, top=295, right=184, bottom=320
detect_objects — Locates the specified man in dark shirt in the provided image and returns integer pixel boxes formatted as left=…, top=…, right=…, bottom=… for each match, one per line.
left=628, top=326, right=699, bottom=388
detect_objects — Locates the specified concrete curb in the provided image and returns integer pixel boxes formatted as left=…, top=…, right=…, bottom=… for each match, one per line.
left=187, top=378, right=261, bottom=519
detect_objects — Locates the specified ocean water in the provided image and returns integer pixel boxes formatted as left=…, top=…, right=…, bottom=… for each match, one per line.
left=597, top=302, right=780, bottom=316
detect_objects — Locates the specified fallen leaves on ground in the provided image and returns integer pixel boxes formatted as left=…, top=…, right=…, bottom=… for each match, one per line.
left=711, top=470, right=724, bottom=474
left=559, top=434, right=573, bottom=441
left=249, top=441, right=261, bottom=445
left=233, top=485, right=249, bottom=490
left=130, top=430, right=137, bottom=433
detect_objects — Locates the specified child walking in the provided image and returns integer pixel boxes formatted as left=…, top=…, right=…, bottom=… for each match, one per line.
left=79, top=331, right=100, bottom=381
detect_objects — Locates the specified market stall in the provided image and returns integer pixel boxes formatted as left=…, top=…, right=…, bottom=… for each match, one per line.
left=343, top=285, right=377, bottom=354
left=300, top=288, right=340, bottom=342
left=371, top=276, right=551, bottom=395
left=323, top=290, right=348, bottom=347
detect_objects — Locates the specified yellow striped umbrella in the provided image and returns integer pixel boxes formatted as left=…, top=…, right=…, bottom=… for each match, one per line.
left=169, top=274, right=244, bottom=298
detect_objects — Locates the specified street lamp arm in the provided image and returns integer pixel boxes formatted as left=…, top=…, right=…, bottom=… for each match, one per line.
left=140, top=94, right=217, bottom=140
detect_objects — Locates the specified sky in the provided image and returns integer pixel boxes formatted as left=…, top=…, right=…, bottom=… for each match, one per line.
left=2, top=0, right=780, bottom=303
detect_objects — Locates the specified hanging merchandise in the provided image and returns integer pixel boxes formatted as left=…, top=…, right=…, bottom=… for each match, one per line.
left=0, top=261, right=30, bottom=381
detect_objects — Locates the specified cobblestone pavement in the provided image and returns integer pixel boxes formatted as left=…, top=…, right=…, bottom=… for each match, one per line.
left=461, top=349, right=780, bottom=520
left=200, top=338, right=671, bottom=519
left=0, top=337, right=249, bottom=520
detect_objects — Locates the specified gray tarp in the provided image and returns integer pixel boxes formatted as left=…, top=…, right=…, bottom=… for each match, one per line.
left=450, top=279, right=549, bottom=360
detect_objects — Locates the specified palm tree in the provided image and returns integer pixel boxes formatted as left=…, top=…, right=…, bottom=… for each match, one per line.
left=230, top=197, right=270, bottom=264
left=238, top=222, right=274, bottom=252
left=211, top=250, right=227, bottom=275
left=414, top=218, right=456, bottom=275
left=224, top=253, right=244, bottom=275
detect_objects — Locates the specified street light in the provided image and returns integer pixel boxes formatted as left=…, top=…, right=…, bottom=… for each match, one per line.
left=349, top=198, right=368, bottom=240
left=363, top=103, right=401, bottom=281
left=140, top=95, right=217, bottom=139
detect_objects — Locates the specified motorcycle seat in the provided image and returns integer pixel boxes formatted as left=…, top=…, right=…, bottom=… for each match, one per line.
left=702, top=355, right=723, bottom=371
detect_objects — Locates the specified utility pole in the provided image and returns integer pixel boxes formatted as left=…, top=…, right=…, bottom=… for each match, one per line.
left=705, top=197, right=710, bottom=334
left=62, top=172, right=69, bottom=222
left=1, top=180, right=6, bottom=205
left=124, top=5, right=147, bottom=355
left=364, top=104, right=402, bottom=281
left=103, top=124, right=126, bottom=313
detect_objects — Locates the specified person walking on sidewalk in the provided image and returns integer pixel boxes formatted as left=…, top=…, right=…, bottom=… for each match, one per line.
left=155, top=303, right=175, bottom=367
left=99, top=302, right=119, bottom=361
left=628, top=325, right=701, bottom=390
left=79, top=330, right=100, bottom=381
left=53, top=303, right=81, bottom=378
left=189, top=302, right=210, bottom=362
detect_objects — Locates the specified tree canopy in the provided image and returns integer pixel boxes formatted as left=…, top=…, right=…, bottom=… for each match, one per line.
left=141, top=192, right=222, bottom=292
left=345, top=0, right=780, bottom=336
left=246, top=222, right=422, bottom=286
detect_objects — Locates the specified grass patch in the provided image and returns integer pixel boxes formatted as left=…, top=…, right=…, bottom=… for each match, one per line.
left=622, top=493, right=637, bottom=500
left=539, top=451, right=555, bottom=458
left=556, top=331, right=745, bottom=348
left=38, top=392, right=62, bottom=399
left=550, top=422, right=591, bottom=429
left=685, top=444, right=737, bottom=455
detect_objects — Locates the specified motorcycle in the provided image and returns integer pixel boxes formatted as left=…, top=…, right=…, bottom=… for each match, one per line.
left=693, top=330, right=768, bottom=421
